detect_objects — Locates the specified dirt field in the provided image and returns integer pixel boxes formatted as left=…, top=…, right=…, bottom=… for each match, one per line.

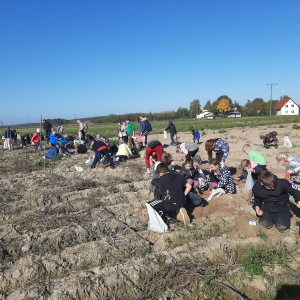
left=1, top=123, right=300, bottom=299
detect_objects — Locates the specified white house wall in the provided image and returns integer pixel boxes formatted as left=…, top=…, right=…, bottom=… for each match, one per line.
left=279, top=99, right=299, bottom=115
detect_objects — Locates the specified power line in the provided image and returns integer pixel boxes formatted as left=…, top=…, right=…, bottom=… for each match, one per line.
left=266, top=83, right=278, bottom=116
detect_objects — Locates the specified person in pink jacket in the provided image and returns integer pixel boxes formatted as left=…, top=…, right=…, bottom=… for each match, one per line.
left=31, top=128, right=42, bottom=150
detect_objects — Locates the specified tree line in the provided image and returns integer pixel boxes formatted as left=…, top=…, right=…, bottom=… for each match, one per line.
left=45, top=95, right=289, bottom=125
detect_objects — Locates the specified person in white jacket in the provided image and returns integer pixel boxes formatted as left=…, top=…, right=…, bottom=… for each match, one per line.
left=116, top=142, right=132, bottom=161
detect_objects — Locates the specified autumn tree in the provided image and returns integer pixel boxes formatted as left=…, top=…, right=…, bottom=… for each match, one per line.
left=217, top=98, right=231, bottom=116
left=251, top=98, right=265, bottom=113
left=189, top=99, right=201, bottom=118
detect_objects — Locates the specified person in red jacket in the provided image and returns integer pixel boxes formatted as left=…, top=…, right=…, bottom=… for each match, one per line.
left=31, top=128, right=42, bottom=150
left=145, top=140, right=163, bottom=174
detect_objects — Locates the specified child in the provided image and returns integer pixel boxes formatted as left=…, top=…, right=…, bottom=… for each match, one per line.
left=205, top=138, right=230, bottom=163
left=263, top=131, right=278, bottom=149
left=207, top=159, right=235, bottom=194
left=145, top=140, right=163, bottom=174
left=45, top=144, right=59, bottom=158
left=176, top=142, right=199, bottom=160
left=252, top=170, right=300, bottom=233
left=192, top=129, right=200, bottom=144
left=242, top=144, right=267, bottom=170
left=276, top=152, right=300, bottom=191
left=237, top=159, right=264, bottom=183
left=165, top=121, right=177, bottom=146
left=180, top=159, right=200, bottom=189
left=31, top=128, right=42, bottom=150
left=148, top=163, right=192, bottom=225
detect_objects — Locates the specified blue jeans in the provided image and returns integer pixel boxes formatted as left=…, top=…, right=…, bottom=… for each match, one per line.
left=92, top=149, right=113, bottom=168
left=45, top=130, right=51, bottom=142
left=170, top=133, right=175, bottom=144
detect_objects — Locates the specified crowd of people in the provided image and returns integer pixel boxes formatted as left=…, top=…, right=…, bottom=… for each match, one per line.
left=2, top=117, right=300, bottom=234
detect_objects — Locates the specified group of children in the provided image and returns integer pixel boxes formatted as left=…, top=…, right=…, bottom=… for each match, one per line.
left=147, top=136, right=300, bottom=233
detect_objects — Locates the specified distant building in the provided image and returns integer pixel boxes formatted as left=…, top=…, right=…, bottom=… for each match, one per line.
left=196, top=110, right=214, bottom=119
left=161, top=110, right=175, bottom=114
left=273, top=98, right=299, bottom=116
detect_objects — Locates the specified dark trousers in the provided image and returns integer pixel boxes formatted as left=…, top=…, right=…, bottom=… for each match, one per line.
left=259, top=209, right=291, bottom=233
left=45, top=130, right=51, bottom=142
left=186, top=149, right=198, bottom=160
left=259, top=165, right=267, bottom=171
left=170, top=133, right=175, bottom=144
left=123, top=136, right=128, bottom=144
left=80, top=130, right=85, bottom=141
left=215, top=152, right=224, bottom=162
left=148, top=198, right=181, bottom=218
left=92, top=149, right=113, bottom=168
left=239, top=170, right=260, bottom=183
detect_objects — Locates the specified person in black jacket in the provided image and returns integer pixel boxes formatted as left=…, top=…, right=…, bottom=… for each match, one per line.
left=180, top=159, right=200, bottom=188
left=43, top=119, right=53, bottom=142
left=21, top=134, right=32, bottom=148
left=252, top=170, right=300, bottom=233
left=148, top=163, right=192, bottom=225
left=90, top=139, right=115, bottom=169
left=4, top=127, right=14, bottom=150
left=165, top=120, right=177, bottom=146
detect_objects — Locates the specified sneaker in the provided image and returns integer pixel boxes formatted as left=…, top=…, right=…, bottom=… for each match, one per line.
left=145, top=169, right=151, bottom=175
left=177, top=208, right=190, bottom=225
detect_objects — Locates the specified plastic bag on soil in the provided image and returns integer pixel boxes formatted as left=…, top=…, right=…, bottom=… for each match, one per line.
left=75, top=165, right=84, bottom=172
left=85, top=159, right=94, bottom=164
left=284, top=136, right=293, bottom=148
left=146, top=203, right=168, bottom=233
left=207, top=188, right=225, bottom=202
left=244, top=169, right=254, bottom=191
left=164, top=130, right=168, bottom=139
left=187, top=192, right=202, bottom=206
left=139, top=149, right=146, bottom=158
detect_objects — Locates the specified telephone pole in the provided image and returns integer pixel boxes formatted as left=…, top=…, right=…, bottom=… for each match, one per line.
left=266, top=83, right=278, bottom=116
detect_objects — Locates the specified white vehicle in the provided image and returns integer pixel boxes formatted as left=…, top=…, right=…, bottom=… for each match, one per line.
left=227, top=112, right=241, bottom=118
left=196, top=110, right=214, bottom=119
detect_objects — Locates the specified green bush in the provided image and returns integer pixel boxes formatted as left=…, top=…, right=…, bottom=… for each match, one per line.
left=292, top=124, right=300, bottom=130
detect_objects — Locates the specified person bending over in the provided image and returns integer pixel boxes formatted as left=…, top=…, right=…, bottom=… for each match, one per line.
left=205, top=138, right=229, bottom=163
left=237, top=159, right=264, bottom=184
left=145, top=140, right=163, bottom=174
left=176, top=142, right=199, bottom=160
left=192, top=129, right=200, bottom=144
left=148, top=163, right=192, bottom=225
left=252, top=170, right=300, bottom=233
left=90, top=140, right=115, bottom=169
left=242, top=144, right=267, bottom=170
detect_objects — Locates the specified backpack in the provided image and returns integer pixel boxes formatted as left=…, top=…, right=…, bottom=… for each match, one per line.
left=145, top=120, right=152, bottom=132
left=83, top=123, right=88, bottom=132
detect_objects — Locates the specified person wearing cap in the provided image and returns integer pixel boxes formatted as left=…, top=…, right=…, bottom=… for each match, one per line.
left=165, top=120, right=177, bottom=146
left=31, top=128, right=42, bottom=150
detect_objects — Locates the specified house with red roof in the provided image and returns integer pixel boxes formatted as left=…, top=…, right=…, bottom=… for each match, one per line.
left=273, top=98, right=299, bottom=116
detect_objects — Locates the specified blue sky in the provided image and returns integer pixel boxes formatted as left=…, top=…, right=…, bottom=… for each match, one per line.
left=1, top=0, right=299, bottom=124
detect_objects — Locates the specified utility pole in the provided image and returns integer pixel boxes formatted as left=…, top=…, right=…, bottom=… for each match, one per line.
left=266, top=83, right=278, bottom=116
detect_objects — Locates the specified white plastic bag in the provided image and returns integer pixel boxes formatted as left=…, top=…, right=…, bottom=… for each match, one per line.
left=163, top=130, right=168, bottom=139
left=284, top=136, right=293, bottom=148
left=207, top=188, right=225, bottom=202
left=188, top=192, right=202, bottom=206
left=244, top=170, right=254, bottom=191
left=85, top=159, right=94, bottom=164
left=145, top=203, right=168, bottom=233
left=75, top=165, right=84, bottom=172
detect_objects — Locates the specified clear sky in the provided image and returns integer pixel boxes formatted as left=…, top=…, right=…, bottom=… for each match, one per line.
left=1, top=0, right=299, bottom=124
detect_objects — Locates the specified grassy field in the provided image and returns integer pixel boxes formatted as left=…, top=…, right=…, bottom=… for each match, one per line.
left=1, top=115, right=300, bottom=139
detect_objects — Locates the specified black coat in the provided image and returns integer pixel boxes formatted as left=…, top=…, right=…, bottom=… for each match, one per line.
left=179, top=164, right=199, bottom=180
left=165, top=123, right=177, bottom=134
left=252, top=177, right=300, bottom=213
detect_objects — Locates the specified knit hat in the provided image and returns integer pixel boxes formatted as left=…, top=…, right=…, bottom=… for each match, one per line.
left=169, top=120, right=172, bottom=123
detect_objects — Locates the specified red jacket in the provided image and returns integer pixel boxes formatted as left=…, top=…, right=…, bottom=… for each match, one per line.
left=31, top=132, right=41, bottom=143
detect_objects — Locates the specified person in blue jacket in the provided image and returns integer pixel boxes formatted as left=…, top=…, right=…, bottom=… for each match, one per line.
left=49, top=130, right=61, bottom=146
left=45, top=145, right=59, bottom=158
left=165, top=120, right=177, bottom=146
left=192, top=129, right=200, bottom=144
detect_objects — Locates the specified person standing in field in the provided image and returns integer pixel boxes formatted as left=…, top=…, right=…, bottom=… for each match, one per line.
left=125, top=118, right=135, bottom=146
left=77, top=120, right=88, bottom=141
left=4, top=127, right=14, bottom=151
left=165, top=120, right=177, bottom=146
left=139, top=113, right=151, bottom=146
left=121, top=121, right=128, bottom=144
left=43, top=119, right=53, bottom=142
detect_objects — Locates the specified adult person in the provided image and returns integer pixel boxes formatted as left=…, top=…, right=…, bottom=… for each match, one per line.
left=90, top=139, right=115, bottom=169
left=145, top=140, right=163, bottom=174
left=117, top=122, right=122, bottom=142
left=139, top=113, right=151, bottom=146
left=121, top=121, right=128, bottom=144
left=43, top=119, right=53, bottom=142
left=57, top=124, right=64, bottom=136
left=31, top=128, right=42, bottom=150
left=125, top=118, right=135, bottom=146
left=176, top=142, right=199, bottom=160
left=77, top=120, right=86, bottom=141
left=165, top=120, right=177, bottom=146
left=4, top=127, right=14, bottom=151
left=205, top=138, right=230, bottom=163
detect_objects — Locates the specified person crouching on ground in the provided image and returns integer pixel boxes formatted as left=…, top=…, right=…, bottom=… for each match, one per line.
left=148, top=162, right=192, bottom=225
left=31, top=128, right=42, bottom=150
left=192, top=129, right=200, bottom=144
left=252, top=170, right=300, bottom=233
left=242, top=144, right=267, bottom=170
left=237, top=159, right=264, bottom=184
left=207, top=159, right=235, bottom=194
left=90, top=139, right=115, bottom=169
left=145, top=140, right=163, bottom=174
left=276, top=152, right=300, bottom=191
left=205, top=138, right=229, bottom=163
left=176, top=142, right=199, bottom=160
left=180, top=159, right=201, bottom=192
